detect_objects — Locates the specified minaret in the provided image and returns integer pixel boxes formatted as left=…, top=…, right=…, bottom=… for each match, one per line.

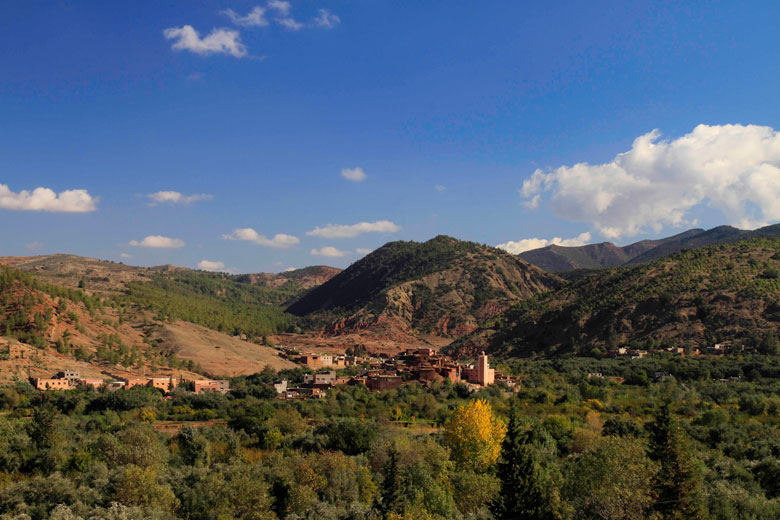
left=477, top=352, right=494, bottom=386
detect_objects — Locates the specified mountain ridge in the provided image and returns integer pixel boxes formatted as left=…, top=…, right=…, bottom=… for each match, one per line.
left=517, top=223, right=780, bottom=272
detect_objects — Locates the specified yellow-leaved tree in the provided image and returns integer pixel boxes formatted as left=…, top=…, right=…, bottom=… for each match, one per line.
left=444, top=398, right=506, bottom=472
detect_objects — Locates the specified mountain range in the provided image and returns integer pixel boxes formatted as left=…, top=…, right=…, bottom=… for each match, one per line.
left=3, top=223, right=780, bottom=382
left=517, top=223, right=780, bottom=272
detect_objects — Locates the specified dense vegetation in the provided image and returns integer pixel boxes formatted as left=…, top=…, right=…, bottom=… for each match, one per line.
left=117, top=271, right=299, bottom=338
left=2, top=355, right=780, bottom=519
left=454, top=237, right=780, bottom=357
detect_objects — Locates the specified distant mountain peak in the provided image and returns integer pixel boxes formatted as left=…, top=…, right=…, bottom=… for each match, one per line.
left=516, top=225, right=780, bottom=273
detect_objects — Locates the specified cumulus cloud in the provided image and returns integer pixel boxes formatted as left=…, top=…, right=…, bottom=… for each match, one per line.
left=146, top=191, right=212, bottom=205
left=311, top=246, right=350, bottom=257
left=283, top=267, right=297, bottom=272
left=222, top=227, right=300, bottom=248
left=496, top=232, right=592, bottom=254
left=522, top=124, right=780, bottom=239
left=129, top=236, right=185, bottom=248
left=0, top=185, right=97, bottom=213
left=163, top=25, right=247, bottom=58
left=120, top=253, right=132, bottom=259
left=221, top=6, right=269, bottom=27
left=197, top=259, right=226, bottom=271
left=355, top=248, right=373, bottom=255
left=306, top=220, right=401, bottom=238
left=341, top=167, right=367, bottom=182
left=312, top=9, right=340, bottom=28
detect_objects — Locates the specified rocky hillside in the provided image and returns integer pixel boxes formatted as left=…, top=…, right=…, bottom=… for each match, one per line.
left=0, top=256, right=309, bottom=380
left=450, top=237, right=780, bottom=358
left=517, top=223, right=780, bottom=272
left=0, top=254, right=153, bottom=294
left=287, top=235, right=561, bottom=341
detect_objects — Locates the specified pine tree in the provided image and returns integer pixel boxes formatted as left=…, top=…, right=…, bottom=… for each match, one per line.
left=647, top=402, right=708, bottom=519
left=492, top=403, right=563, bottom=520
left=379, top=445, right=401, bottom=518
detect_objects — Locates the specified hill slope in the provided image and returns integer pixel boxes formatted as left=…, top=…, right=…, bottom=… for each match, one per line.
left=232, top=265, right=341, bottom=302
left=450, top=237, right=780, bottom=358
left=0, top=257, right=309, bottom=379
left=287, top=235, right=561, bottom=341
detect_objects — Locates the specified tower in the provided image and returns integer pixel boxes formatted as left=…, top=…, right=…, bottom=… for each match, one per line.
left=477, top=352, right=494, bottom=386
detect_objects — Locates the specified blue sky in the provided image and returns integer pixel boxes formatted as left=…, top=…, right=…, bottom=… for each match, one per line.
left=1, top=1, right=780, bottom=272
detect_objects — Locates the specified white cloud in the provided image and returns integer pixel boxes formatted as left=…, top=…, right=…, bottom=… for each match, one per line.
left=311, top=246, right=350, bottom=257
left=197, top=259, right=226, bottom=271
left=129, top=235, right=185, bottom=248
left=283, top=267, right=297, bottom=272
left=267, top=1, right=304, bottom=30
left=0, top=185, right=97, bottom=213
left=341, top=167, right=367, bottom=182
left=312, top=9, right=340, bottom=28
left=163, top=25, right=247, bottom=58
left=267, top=0, right=291, bottom=15
left=306, top=220, right=401, bottom=238
left=221, top=6, right=269, bottom=27
left=223, top=3, right=339, bottom=31
left=435, top=185, right=446, bottom=191
left=222, top=227, right=300, bottom=248
left=522, top=124, right=780, bottom=239
left=120, top=253, right=133, bottom=259
left=146, top=191, right=212, bottom=205
left=277, top=17, right=304, bottom=30
left=497, top=232, right=592, bottom=254
left=25, top=242, right=43, bottom=251
left=355, top=248, right=373, bottom=255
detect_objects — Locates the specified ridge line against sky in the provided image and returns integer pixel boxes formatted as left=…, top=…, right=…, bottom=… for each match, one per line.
left=1, top=2, right=779, bottom=272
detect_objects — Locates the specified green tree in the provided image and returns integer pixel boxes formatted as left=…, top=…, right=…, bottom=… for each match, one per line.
left=567, top=436, right=657, bottom=520
left=379, top=445, right=401, bottom=518
left=178, top=426, right=210, bottom=466
left=647, top=403, right=708, bottom=519
left=492, top=405, right=564, bottom=520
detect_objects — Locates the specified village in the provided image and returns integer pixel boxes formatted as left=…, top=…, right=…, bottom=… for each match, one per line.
left=273, top=348, right=517, bottom=400
left=17, top=335, right=757, bottom=399
left=23, top=341, right=515, bottom=400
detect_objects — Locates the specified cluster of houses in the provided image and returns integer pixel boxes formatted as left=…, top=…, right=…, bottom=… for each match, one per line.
left=275, top=349, right=517, bottom=399
left=30, top=370, right=230, bottom=394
